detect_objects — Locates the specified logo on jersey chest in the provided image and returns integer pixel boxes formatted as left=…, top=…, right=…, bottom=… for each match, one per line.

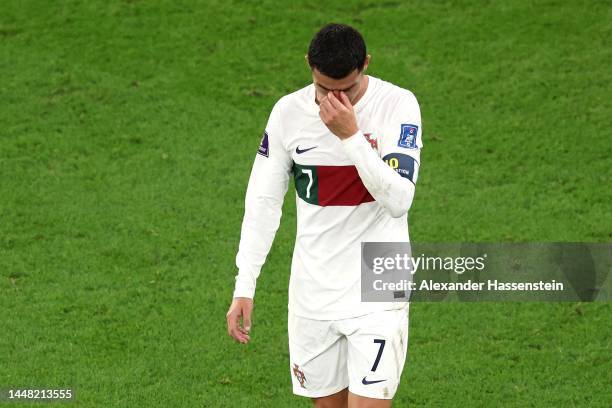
left=296, top=145, right=317, bottom=154
left=363, top=132, right=378, bottom=149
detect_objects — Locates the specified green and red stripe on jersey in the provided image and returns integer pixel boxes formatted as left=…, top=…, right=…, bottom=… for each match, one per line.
left=293, top=162, right=374, bottom=206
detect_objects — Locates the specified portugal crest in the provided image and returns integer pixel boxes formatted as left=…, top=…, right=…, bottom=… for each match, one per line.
left=292, top=363, right=307, bottom=388
left=363, top=132, right=378, bottom=149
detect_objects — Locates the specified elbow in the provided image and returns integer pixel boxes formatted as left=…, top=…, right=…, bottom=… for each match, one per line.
left=388, top=204, right=409, bottom=218
left=387, top=196, right=412, bottom=218
left=386, top=186, right=415, bottom=218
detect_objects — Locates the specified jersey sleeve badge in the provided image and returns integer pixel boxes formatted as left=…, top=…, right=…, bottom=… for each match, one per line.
left=257, top=131, right=269, bottom=157
left=397, top=124, right=418, bottom=149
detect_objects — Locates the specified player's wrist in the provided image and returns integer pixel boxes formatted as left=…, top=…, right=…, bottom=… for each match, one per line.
left=342, top=130, right=370, bottom=150
left=233, top=279, right=256, bottom=299
left=341, top=129, right=363, bottom=144
left=232, top=296, right=254, bottom=303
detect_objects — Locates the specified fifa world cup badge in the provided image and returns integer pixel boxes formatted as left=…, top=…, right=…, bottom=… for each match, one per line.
left=398, top=124, right=418, bottom=149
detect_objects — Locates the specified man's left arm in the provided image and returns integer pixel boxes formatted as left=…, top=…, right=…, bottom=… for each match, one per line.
left=320, top=91, right=422, bottom=218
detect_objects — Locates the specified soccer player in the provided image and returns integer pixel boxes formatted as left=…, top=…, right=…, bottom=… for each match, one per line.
left=226, top=23, right=422, bottom=408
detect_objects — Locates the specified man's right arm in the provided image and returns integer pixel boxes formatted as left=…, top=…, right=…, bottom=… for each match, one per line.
left=227, top=99, right=291, bottom=343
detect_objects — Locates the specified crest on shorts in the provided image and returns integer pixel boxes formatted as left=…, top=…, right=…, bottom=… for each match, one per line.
left=292, top=363, right=307, bottom=388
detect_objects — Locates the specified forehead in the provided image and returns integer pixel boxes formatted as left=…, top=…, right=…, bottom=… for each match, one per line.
left=312, top=68, right=361, bottom=90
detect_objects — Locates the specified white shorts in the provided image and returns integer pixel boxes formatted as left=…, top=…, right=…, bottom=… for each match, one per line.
left=288, top=304, right=409, bottom=400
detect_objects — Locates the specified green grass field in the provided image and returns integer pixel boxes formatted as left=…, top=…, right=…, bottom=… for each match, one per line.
left=1, top=0, right=611, bottom=406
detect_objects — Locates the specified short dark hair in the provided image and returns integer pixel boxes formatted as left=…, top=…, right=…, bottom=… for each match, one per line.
left=307, top=23, right=367, bottom=79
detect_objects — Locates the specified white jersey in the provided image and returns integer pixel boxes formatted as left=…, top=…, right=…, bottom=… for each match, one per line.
left=234, top=75, right=423, bottom=320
